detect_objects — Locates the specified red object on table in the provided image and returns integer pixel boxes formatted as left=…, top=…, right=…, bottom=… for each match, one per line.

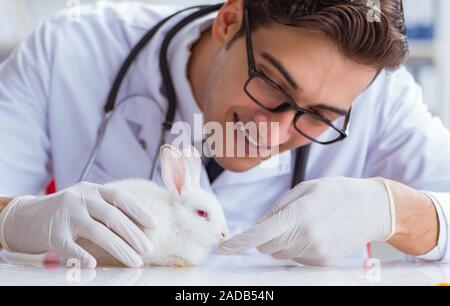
left=44, top=179, right=61, bottom=266
left=367, top=243, right=373, bottom=258
left=46, top=179, right=56, bottom=194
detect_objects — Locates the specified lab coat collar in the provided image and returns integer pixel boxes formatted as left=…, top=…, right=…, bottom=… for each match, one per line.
left=122, top=7, right=213, bottom=142
left=169, top=13, right=214, bottom=144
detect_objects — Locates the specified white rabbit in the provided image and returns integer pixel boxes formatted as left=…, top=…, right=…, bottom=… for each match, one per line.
left=77, top=144, right=229, bottom=267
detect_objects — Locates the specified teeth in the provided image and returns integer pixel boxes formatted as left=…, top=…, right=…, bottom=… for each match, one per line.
left=236, top=121, right=260, bottom=147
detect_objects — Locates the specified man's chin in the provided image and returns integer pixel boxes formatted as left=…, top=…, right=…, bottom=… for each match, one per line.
left=215, top=156, right=262, bottom=173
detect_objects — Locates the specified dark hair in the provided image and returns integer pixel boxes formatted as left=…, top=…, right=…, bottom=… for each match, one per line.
left=232, top=0, right=408, bottom=70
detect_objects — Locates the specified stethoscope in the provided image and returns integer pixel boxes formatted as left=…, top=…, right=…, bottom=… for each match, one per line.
left=80, top=3, right=416, bottom=188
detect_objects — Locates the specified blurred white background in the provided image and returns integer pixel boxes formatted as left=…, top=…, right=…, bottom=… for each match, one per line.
left=0, top=0, right=448, bottom=260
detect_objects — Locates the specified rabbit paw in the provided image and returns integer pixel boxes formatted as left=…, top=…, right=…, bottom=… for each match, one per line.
left=174, top=259, right=193, bottom=268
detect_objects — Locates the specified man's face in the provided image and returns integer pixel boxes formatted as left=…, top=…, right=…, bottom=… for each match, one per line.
left=200, top=12, right=378, bottom=172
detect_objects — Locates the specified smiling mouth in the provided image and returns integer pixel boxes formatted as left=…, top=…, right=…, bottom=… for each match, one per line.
left=233, top=113, right=272, bottom=152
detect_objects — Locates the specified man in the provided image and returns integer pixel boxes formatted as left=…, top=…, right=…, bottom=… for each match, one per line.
left=0, top=0, right=449, bottom=269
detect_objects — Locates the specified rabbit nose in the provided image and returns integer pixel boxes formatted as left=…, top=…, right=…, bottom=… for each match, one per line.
left=220, top=232, right=227, bottom=240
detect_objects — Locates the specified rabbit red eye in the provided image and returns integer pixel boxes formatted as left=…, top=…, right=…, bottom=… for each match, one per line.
left=197, top=210, right=209, bottom=220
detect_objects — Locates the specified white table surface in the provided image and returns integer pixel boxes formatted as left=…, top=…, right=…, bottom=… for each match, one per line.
left=1, top=251, right=449, bottom=286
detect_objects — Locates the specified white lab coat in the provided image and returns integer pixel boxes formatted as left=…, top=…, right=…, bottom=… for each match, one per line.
left=1, top=2, right=450, bottom=262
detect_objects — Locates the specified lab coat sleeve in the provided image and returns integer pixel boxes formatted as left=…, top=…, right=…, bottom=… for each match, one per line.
left=410, top=192, right=449, bottom=262
left=0, top=21, right=54, bottom=196
left=364, top=69, right=450, bottom=262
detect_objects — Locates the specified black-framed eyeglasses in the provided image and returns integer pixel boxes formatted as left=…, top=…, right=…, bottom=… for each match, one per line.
left=242, top=8, right=351, bottom=145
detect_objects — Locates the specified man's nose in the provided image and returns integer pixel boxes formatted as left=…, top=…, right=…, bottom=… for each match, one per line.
left=254, top=109, right=295, bottom=146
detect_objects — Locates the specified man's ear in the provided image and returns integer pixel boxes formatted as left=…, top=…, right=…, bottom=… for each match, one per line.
left=211, top=0, right=245, bottom=47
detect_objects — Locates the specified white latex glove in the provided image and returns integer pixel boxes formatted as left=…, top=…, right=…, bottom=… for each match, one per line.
left=0, top=182, right=156, bottom=269
left=220, top=177, right=396, bottom=267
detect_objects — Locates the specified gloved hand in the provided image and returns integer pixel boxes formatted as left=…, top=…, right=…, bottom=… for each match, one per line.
left=0, top=182, right=156, bottom=269
left=219, top=177, right=397, bottom=267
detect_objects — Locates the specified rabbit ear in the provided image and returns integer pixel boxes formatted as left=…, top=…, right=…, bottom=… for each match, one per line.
left=180, top=145, right=202, bottom=189
left=160, top=145, right=186, bottom=195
